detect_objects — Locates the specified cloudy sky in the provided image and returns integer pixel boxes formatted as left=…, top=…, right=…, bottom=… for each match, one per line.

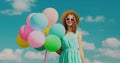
left=0, top=0, right=120, bottom=63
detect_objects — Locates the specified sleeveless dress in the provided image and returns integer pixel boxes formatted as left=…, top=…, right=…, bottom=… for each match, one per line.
left=59, top=30, right=82, bottom=63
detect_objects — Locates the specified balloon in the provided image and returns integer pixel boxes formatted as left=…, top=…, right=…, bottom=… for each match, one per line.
left=43, top=8, right=58, bottom=26
left=16, top=35, right=30, bottom=48
left=44, top=34, right=61, bottom=52
left=49, top=23, right=65, bottom=38
left=19, top=25, right=33, bottom=40
left=43, top=26, right=50, bottom=35
left=26, top=13, right=35, bottom=25
left=30, top=13, right=48, bottom=31
left=28, top=31, right=46, bottom=48
left=35, top=45, right=45, bottom=51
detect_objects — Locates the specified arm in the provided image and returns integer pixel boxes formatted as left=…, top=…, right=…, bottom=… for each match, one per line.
left=56, top=46, right=63, bottom=55
left=78, top=32, right=85, bottom=63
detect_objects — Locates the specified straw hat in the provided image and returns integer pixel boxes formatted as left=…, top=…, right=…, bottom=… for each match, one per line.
left=61, top=10, right=80, bottom=25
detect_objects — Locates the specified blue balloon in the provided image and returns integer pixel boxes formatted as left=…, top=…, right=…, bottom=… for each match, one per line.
left=49, top=23, right=65, bottom=38
left=30, top=13, right=48, bottom=31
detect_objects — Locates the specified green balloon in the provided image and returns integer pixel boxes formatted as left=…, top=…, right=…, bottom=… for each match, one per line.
left=44, top=34, right=61, bottom=52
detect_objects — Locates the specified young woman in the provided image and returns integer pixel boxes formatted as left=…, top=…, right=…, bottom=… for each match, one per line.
left=56, top=10, right=85, bottom=63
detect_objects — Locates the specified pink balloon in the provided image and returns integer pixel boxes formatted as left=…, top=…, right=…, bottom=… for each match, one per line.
left=28, top=31, right=45, bottom=48
left=19, top=25, right=33, bottom=40
left=26, top=13, right=35, bottom=25
left=43, top=8, right=58, bottom=26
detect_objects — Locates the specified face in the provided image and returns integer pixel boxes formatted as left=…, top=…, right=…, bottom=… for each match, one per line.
left=65, top=14, right=75, bottom=27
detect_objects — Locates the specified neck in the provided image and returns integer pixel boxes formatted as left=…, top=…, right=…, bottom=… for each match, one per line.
left=67, top=26, right=72, bottom=32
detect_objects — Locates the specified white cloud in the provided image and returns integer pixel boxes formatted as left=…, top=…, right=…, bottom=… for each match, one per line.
left=94, top=38, right=120, bottom=59
left=24, top=51, right=44, bottom=60
left=83, top=16, right=104, bottom=22
left=85, top=16, right=94, bottom=22
left=83, top=41, right=96, bottom=50
left=102, top=38, right=120, bottom=49
left=0, top=48, right=23, bottom=62
left=15, top=49, right=23, bottom=55
left=82, top=30, right=89, bottom=36
left=0, top=48, right=58, bottom=62
left=94, top=16, right=104, bottom=22
left=24, top=51, right=58, bottom=60
left=80, top=17, right=84, bottom=21
left=47, top=51, right=59, bottom=60
left=85, top=58, right=92, bottom=63
left=94, top=60, right=106, bottom=63
left=0, top=0, right=36, bottom=15
left=81, top=37, right=120, bottom=63
left=94, top=48, right=120, bottom=59
left=77, top=27, right=89, bottom=36
left=85, top=58, right=106, bottom=63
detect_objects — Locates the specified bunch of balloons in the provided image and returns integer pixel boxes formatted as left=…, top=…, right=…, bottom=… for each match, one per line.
left=16, top=8, right=65, bottom=52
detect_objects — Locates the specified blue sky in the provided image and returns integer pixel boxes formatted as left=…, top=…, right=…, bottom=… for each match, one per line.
left=0, top=0, right=120, bottom=63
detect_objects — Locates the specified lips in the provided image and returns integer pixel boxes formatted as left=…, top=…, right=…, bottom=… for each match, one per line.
left=68, top=21, right=72, bottom=24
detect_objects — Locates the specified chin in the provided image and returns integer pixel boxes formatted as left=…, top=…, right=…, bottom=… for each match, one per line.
left=67, top=24, right=73, bottom=27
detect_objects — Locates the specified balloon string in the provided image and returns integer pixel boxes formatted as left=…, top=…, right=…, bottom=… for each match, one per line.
left=44, top=50, right=47, bottom=63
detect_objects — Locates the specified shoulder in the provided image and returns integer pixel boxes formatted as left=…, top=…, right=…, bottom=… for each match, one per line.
left=76, top=30, right=82, bottom=37
left=78, top=31, right=82, bottom=36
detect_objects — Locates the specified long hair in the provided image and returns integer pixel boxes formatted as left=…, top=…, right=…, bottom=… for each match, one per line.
left=61, top=10, right=80, bottom=33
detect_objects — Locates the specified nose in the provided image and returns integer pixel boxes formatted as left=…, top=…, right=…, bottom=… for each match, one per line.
left=67, top=20, right=72, bottom=22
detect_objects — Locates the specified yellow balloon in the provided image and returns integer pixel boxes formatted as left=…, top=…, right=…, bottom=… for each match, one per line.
left=43, top=26, right=50, bottom=34
left=16, top=35, right=30, bottom=48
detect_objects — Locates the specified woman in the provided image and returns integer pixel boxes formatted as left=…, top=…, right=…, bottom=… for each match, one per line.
left=56, top=10, right=85, bottom=63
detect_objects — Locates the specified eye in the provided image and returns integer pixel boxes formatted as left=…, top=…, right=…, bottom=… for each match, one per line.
left=66, top=18, right=69, bottom=20
left=71, top=19, right=74, bottom=21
